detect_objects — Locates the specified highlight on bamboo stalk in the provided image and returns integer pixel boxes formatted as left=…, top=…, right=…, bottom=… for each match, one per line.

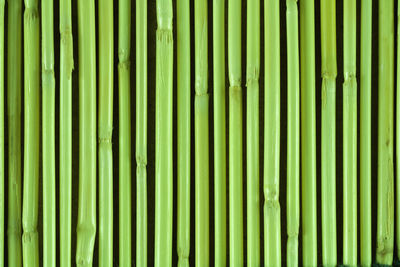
left=7, top=0, right=23, bottom=265
left=377, top=0, right=394, bottom=264
left=22, top=0, right=40, bottom=264
left=154, top=0, right=174, bottom=264
left=76, top=0, right=97, bottom=265
left=0, top=0, right=4, bottom=264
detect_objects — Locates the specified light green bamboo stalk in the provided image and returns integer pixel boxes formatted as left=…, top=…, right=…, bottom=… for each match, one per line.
left=0, top=0, right=4, bottom=264
left=177, top=0, right=190, bottom=264
left=195, top=0, right=209, bottom=265
left=76, top=0, right=97, bottom=265
left=42, top=0, right=56, bottom=265
left=118, top=0, right=132, bottom=264
left=286, top=0, right=299, bottom=266
left=264, top=1, right=281, bottom=266
left=213, top=0, right=226, bottom=264
left=343, top=0, right=357, bottom=265
left=360, top=0, right=372, bottom=265
left=246, top=0, right=260, bottom=265
left=7, top=0, right=23, bottom=265
left=59, top=0, right=74, bottom=265
left=320, top=0, right=337, bottom=265
left=377, top=0, right=394, bottom=264
left=136, top=0, right=148, bottom=264
left=98, top=0, right=113, bottom=265
left=22, top=0, right=40, bottom=265
left=155, top=0, right=173, bottom=265
left=228, top=0, right=243, bottom=263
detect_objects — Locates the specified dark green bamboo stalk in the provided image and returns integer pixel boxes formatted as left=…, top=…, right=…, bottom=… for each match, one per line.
left=0, top=0, right=4, bottom=264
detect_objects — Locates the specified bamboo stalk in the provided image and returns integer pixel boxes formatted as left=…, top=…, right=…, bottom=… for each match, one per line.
left=76, top=0, right=97, bottom=265
left=397, top=0, right=400, bottom=261
left=246, top=0, right=260, bottom=264
left=59, top=0, right=74, bottom=264
left=155, top=0, right=173, bottom=265
left=299, top=0, right=317, bottom=265
left=228, top=0, right=243, bottom=263
left=360, top=0, right=372, bottom=264
left=136, top=0, right=148, bottom=263
left=0, top=0, right=4, bottom=264
left=195, top=0, right=209, bottom=265
left=42, top=0, right=56, bottom=264
left=320, top=0, right=337, bottom=265
left=286, top=0, right=299, bottom=266
left=7, top=0, right=23, bottom=265
left=98, top=0, right=114, bottom=265
left=213, top=0, right=227, bottom=263
left=177, top=0, right=190, bottom=264
left=377, top=0, right=394, bottom=264
left=22, top=0, right=40, bottom=264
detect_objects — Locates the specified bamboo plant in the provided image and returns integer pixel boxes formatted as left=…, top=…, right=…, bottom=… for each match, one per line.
left=377, top=0, right=394, bottom=264
left=98, top=0, right=114, bottom=265
left=286, top=0, right=300, bottom=265
left=155, top=0, right=173, bottom=265
left=320, top=0, right=337, bottom=265
left=59, top=0, right=74, bottom=264
left=360, top=0, right=372, bottom=265
left=118, top=0, right=132, bottom=264
left=136, top=0, right=148, bottom=263
left=22, top=0, right=40, bottom=265
left=228, top=0, right=243, bottom=263
left=76, top=0, right=97, bottom=265
left=7, top=0, right=23, bottom=265
left=0, top=0, right=3, bottom=264
left=397, top=0, right=400, bottom=261
left=213, top=0, right=227, bottom=264
left=177, top=0, right=190, bottom=264
left=246, top=0, right=260, bottom=264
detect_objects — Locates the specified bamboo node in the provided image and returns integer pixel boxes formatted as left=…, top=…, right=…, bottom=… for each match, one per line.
left=157, top=29, right=173, bottom=43
left=24, top=8, right=39, bottom=22
left=246, top=67, right=260, bottom=86
left=118, top=60, right=131, bottom=71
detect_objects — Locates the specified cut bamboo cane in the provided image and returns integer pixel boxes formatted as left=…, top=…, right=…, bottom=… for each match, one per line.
left=76, top=0, right=97, bottom=265
left=42, top=0, right=56, bottom=264
left=7, top=0, right=23, bottom=265
left=299, top=0, right=317, bottom=265
left=377, top=0, right=394, bottom=264
left=360, top=0, right=372, bottom=265
left=228, top=0, right=243, bottom=263
left=177, top=0, right=190, bottom=264
left=320, top=0, right=337, bottom=265
left=0, top=0, right=4, bottom=264
left=286, top=0, right=300, bottom=266
left=22, top=0, right=40, bottom=265
left=59, top=0, right=74, bottom=265
left=155, top=0, right=173, bottom=265
left=136, top=0, right=148, bottom=264
left=246, top=0, right=260, bottom=264
left=98, top=0, right=114, bottom=265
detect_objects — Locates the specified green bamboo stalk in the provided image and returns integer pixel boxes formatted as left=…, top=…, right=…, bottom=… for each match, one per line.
left=177, top=0, right=190, bottom=264
left=136, top=0, right=148, bottom=263
left=22, top=0, right=40, bottom=264
left=299, top=0, right=317, bottom=265
left=320, top=0, right=337, bottom=265
left=98, top=0, right=113, bottom=265
left=228, top=0, right=243, bottom=263
left=360, top=0, right=372, bottom=264
left=343, top=0, right=357, bottom=265
left=0, top=0, right=4, bottom=264
left=59, top=0, right=74, bottom=264
left=76, top=0, right=97, bottom=265
left=118, top=0, right=132, bottom=264
left=246, top=0, right=260, bottom=264
left=397, top=0, right=400, bottom=261
left=42, top=0, right=56, bottom=264
left=155, top=0, right=173, bottom=265
left=195, top=0, right=209, bottom=265
left=286, top=0, right=299, bottom=266
left=7, top=0, right=23, bottom=265
left=213, top=0, right=226, bottom=263
left=377, top=0, right=394, bottom=264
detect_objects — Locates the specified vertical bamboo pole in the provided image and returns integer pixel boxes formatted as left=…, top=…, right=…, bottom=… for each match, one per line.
left=397, top=0, right=400, bottom=261
left=0, top=0, right=4, bottom=264
left=377, top=0, right=394, bottom=264
left=22, top=0, right=40, bottom=264
left=7, top=0, right=23, bottom=265
left=155, top=0, right=173, bottom=264
left=76, top=0, right=97, bottom=265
